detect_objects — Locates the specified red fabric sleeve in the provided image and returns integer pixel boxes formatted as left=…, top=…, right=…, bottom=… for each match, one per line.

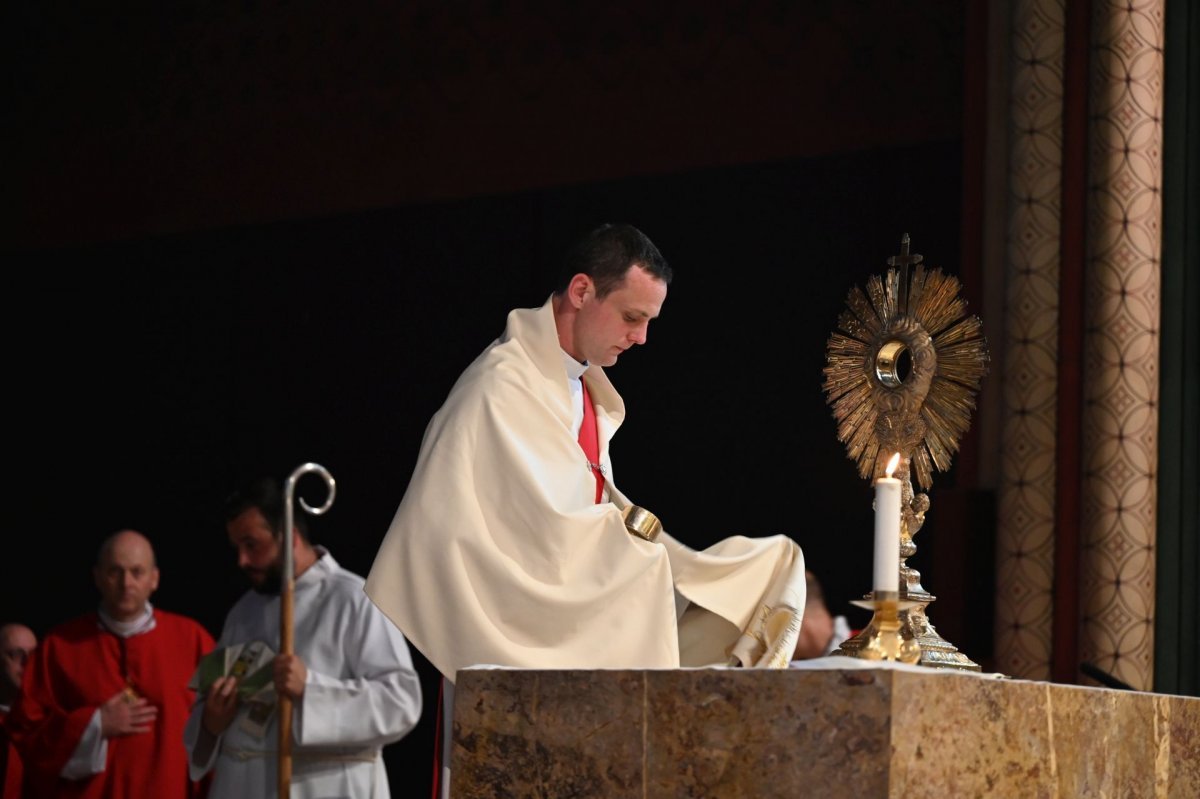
left=5, top=638, right=97, bottom=795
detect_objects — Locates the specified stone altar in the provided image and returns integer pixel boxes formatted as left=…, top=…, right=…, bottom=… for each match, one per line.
left=449, top=663, right=1199, bottom=797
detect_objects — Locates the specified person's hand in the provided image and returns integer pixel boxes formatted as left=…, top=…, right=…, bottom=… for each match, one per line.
left=201, top=676, right=240, bottom=736
left=273, top=654, right=307, bottom=700
left=99, top=690, right=156, bottom=738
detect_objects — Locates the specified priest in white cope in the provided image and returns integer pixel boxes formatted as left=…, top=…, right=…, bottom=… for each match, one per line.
left=184, top=477, right=422, bottom=799
left=366, top=224, right=808, bottom=795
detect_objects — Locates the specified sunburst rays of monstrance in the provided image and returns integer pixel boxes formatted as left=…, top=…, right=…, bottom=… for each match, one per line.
left=824, top=234, right=989, bottom=670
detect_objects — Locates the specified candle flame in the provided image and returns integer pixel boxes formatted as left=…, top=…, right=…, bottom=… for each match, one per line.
left=885, top=452, right=900, bottom=478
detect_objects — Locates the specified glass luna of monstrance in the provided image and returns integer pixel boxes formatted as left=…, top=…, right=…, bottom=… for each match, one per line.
left=823, top=234, right=989, bottom=671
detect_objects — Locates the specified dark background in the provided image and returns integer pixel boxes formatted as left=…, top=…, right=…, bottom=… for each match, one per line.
left=5, top=3, right=994, bottom=795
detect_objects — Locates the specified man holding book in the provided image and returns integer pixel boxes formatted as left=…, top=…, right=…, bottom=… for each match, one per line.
left=184, top=477, right=421, bottom=798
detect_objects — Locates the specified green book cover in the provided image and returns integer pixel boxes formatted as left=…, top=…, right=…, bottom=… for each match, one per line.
left=188, top=640, right=276, bottom=701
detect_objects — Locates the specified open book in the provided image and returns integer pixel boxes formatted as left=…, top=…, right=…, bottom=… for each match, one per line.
left=188, top=640, right=279, bottom=737
left=189, top=640, right=276, bottom=699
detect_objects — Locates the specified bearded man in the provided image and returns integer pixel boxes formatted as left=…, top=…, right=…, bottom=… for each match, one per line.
left=184, top=477, right=421, bottom=799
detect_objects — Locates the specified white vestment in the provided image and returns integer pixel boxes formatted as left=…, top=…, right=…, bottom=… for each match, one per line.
left=366, top=296, right=806, bottom=682
left=184, top=550, right=421, bottom=799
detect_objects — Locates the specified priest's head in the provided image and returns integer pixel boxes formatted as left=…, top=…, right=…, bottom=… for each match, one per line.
left=223, top=476, right=318, bottom=594
left=553, top=223, right=672, bottom=368
left=93, top=530, right=160, bottom=622
left=792, top=570, right=836, bottom=660
left=1, top=622, right=36, bottom=705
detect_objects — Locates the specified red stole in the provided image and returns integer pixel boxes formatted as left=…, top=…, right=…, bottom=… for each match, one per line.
left=430, top=679, right=444, bottom=799
left=579, top=380, right=605, bottom=503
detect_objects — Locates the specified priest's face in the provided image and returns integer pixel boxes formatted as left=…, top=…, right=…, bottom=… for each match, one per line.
left=0, top=624, right=36, bottom=698
left=792, top=604, right=835, bottom=660
left=573, top=265, right=667, bottom=367
left=93, top=530, right=160, bottom=622
left=227, top=506, right=285, bottom=594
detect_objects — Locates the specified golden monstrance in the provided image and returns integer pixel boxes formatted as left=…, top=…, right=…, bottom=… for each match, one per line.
left=824, top=234, right=989, bottom=671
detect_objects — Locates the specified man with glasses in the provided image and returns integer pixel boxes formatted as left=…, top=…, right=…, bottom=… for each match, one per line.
left=1, top=623, right=37, bottom=798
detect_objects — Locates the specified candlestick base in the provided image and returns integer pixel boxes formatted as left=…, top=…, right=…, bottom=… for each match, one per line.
left=834, top=588, right=980, bottom=671
left=835, top=594, right=922, bottom=664
left=898, top=586, right=981, bottom=671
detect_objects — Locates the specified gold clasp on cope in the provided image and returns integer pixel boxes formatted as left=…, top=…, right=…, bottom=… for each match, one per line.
left=622, top=505, right=662, bottom=542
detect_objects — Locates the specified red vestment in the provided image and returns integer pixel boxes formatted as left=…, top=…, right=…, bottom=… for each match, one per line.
left=6, top=611, right=214, bottom=799
left=1, top=708, right=25, bottom=799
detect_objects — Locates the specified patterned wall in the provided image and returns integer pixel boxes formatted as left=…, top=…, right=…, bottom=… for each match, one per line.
left=1079, top=0, right=1163, bottom=690
left=994, top=0, right=1064, bottom=681
left=994, top=0, right=1164, bottom=688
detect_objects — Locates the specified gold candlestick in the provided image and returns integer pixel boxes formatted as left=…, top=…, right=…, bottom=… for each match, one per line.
left=850, top=593, right=922, bottom=664
left=824, top=235, right=989, bottom=672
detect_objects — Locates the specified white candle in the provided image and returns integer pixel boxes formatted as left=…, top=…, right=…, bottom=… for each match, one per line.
left=873, top=453, right=902, bottom=594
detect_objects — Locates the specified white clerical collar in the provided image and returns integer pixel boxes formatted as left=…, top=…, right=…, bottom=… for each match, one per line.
left=97, top=603, right=157, bottom=638
left=560, top=349, right=588, bottom=380
left=297, top=546, right=336, bottom=585
left=560, top=350, right=587, bottom=438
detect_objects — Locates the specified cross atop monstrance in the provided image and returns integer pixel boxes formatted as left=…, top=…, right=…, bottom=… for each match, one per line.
left=823, top=234, right=990, bottom=671
left=888, top=233, right=923, bottom=314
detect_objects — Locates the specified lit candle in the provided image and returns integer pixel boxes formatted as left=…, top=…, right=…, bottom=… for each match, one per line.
left=873, top=453, right=902, bottom=594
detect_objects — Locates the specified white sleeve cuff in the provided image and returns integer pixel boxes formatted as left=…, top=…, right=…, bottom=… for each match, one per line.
left=61, top=709, right=107, bottom=779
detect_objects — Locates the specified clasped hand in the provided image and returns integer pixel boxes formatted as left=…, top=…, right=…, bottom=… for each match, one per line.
left=273, top=653, right=307, bottom=701
left=99, top=690, right=156, bottom=737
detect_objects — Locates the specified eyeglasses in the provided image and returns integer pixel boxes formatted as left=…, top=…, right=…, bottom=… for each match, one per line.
left=2, top=648, right=31, bottom=665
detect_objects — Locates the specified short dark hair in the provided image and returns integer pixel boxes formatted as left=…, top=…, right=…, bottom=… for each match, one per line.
left=554, top=223, right=672, bottom=298
left=223, top=476, right=310, bottom=541
left=804, top=570, right=826, bottom=608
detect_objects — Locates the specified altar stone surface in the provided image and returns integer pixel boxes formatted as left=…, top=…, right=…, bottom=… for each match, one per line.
left=449, top=667, right=1199, bottom=798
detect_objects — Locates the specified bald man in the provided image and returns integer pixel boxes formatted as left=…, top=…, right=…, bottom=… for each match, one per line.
left=1, top=622, right=37, bottom=799
left=6, top=531, right=214, bottom=799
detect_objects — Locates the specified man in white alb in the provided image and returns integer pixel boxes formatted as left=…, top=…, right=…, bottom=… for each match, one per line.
left=185, top=477, right=422, bottom=798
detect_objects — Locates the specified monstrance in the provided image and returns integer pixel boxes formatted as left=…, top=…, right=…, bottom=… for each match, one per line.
left=824, top=234, right=989, bottom=671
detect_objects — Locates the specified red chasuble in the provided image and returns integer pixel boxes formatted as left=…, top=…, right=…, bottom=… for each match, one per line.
left=7, top=611, right=214, bottom=799
left=0, top=708, right=24, bottom=799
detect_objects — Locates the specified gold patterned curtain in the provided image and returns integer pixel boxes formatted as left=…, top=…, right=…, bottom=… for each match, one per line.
left=993, top=0, right=1163, bottom=689
left=1078, top=0, right=1163, bottom=690
left=995, top=0, right=1065, bottom=682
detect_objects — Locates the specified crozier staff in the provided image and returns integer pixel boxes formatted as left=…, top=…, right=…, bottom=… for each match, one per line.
left=278, top=464, right=335, bottom=797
